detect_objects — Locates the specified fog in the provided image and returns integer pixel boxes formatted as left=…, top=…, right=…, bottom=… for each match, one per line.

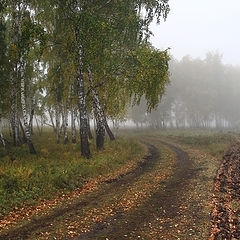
left=150, top=0, right=240, bottom=66
left=128, top=52, right=240, bottom=129
left=126, top=0, right=240, bottom=129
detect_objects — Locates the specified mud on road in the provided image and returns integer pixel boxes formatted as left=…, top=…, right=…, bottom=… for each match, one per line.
left=75, top=140, right=193, bottom=240
left=0, top=136, right=213, bottom=240
left=209, top=143, right=240, bottom=240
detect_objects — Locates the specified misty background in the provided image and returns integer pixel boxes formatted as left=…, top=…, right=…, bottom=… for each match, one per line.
left=126, top=0, right=240, bottom=129
left=150, top=0, right=240, bottom=66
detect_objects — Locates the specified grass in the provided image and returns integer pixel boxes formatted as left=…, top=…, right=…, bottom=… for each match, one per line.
left=146, top=128, right=239, bottom=158
left=0, top=129, right=144, bottom=216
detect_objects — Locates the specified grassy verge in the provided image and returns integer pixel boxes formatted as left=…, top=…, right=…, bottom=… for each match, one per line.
left=0, top=130, right=144, bottom=216
left=148, top=128, right=239, bottom=157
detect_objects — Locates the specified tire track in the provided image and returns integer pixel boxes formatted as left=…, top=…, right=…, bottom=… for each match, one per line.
left=0, top=142, right=159, bottom=240
left=74, top=140, right=194, bottom=240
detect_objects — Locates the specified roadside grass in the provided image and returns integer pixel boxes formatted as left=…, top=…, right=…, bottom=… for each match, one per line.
left=148, top=128, right=239, bottom=158
left=0, top=129, right=143, bottom=216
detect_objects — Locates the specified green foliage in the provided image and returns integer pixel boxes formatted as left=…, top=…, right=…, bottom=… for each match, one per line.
left=0, top=174, right=19, bottom=193
left=130, top=44, right=170, bottom=110
left=1, top=0, right=171, bottom=156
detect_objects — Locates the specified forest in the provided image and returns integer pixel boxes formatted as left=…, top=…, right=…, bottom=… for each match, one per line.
left=0, top=0, right=170, bottom=157
left=129, top=52, right=240, bottom=129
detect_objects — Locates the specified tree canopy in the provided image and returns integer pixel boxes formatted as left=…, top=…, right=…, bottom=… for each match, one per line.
left=0, top=0, right=170, bottom=157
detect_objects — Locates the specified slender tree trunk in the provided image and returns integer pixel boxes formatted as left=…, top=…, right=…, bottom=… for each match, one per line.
left=104, top=116, right=115, bottom=141
left=87, top=114, right=93, bottom=140
left=20, top=60, right=36, bottom=154
left=76, top=72, right=91, bottom=157
left=88, top=68, right=105, bottom=150
left=48, top=107, right=56, bottom=132
left=89, top=68, right=114, bottom=142
left=55, top=104, right=60, bottom=144
left=10, top=70, right=20, bottom=146
left=71, top=107, right=77, bottom=143
left=63, top=103, right=69, bottom=144
left=19, top=120, right=27, bottom=143
left=40, top=115, right=44, bottom=134
left=75, top=27, right=90, bottom=158
left=29, top=108, right=34, bottom=135
left=0, top=118, right=6, bottom=147
left=8, top=117, right=12, bottom=137
left=35, top=115, right=42, bottom=136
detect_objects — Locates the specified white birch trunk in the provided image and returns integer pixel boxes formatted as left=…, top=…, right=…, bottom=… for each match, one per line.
left=20, top=59, right=36, bottom=154
left=88, top=68, right=105, bottom=150
left=0, top=118, right=6, bottom=147
left=75, top=26, right=90, bottom=158
left=10, top=69, right=20, bottom=146
left=63, top=102, right=69, bottom=144
left=71, top=107, right=77, bottom=143
left=55, top=103, right=60, bottom=143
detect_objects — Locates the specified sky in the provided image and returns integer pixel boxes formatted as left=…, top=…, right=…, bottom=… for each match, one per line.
left=150, top=0, right=240, bottom=65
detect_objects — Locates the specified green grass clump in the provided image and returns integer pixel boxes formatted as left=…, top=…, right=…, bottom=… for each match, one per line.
left=0, top=130, right=143, bottom=216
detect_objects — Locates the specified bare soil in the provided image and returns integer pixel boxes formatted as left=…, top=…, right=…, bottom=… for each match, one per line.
left=209, top=143, right=240, bottom=240
left=74, top=140, right=193, bottom=240
left=0, top=136, right=217, bottom=240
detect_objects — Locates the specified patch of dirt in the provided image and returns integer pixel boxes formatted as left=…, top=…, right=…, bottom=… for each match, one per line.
left=73, top=141, right=196, bottom=240
left=0, top=142, right=159, bottom=240
left=0, top=137, right=209, bottom=240
left=0, top=143, right=148, bottom=232
left=209, top=143, right=240, bottom=240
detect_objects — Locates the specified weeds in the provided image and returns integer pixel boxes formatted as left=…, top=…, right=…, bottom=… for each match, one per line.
left=0, top=130, right=143, bottom=215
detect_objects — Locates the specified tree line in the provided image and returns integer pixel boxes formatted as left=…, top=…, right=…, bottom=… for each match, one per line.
left=129, top=52, right=240, bottom=129
left=0, top=0, right=170, bottom=157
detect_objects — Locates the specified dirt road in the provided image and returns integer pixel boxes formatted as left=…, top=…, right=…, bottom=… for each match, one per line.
left=0, top=136, right=213, bottom=240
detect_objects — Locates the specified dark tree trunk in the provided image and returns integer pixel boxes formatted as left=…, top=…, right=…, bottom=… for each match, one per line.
left=48, top=107, right=56, bottom=132
left=104, top=118, right=115, bottom=141
left=29, top=108, right=34, bottom=135
left=87, top=115, right=93, bottom=140
left=94, top=111, right=105, bottom=150
left=62, top=103, right=69, bottom=144
left=76, top=73, right=91, bottom=158
left=96, top=126, right=104, bottom=150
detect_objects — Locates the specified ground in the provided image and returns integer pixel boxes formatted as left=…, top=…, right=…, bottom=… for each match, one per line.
left=0, top=130, right=239, bottom=240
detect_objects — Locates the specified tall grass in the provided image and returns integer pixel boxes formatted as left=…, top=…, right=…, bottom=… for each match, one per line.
left=0, top=130, right=143, bottom=215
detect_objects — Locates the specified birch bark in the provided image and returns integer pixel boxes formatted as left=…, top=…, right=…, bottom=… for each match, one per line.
left=0, top=118, right=6, bottom=147
left=20, top=58, right=36, bottom=154
left=71, top=107, right=77, bottom=143
left=88, top=68, right=105, bottom=150
left=74, top=26, right=90, bottom=158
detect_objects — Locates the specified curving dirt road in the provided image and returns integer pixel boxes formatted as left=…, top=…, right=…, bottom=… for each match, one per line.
left=75, top=140, right=193, bottom=240
left=0, top=137, right=209, bottom=240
